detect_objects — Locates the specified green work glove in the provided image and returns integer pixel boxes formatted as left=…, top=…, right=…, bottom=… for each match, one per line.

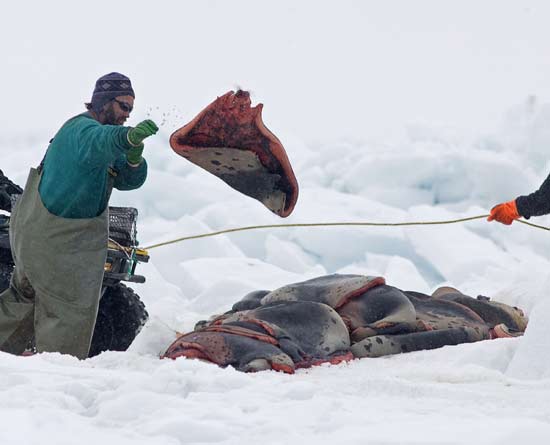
left=127, top=119, right=159, bottom=146
left=127, top=143, right=144, bottom=166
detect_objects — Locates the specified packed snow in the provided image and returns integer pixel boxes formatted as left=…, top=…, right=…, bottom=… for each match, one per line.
left=2, top=1, right=550, bottom=444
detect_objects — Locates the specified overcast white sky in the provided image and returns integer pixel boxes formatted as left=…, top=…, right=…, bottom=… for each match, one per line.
left=1, top=0, right=550, bottom=142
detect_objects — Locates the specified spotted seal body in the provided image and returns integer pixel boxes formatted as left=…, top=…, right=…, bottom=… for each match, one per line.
left=405, top=291, right=489, bottom=336
left=225, top=301, right=351, bottom=365
left=430, top=287, right=528, bottom=333
left=260, top=274, right=385, bottom=308
left=337, top=285, right=417, bottom=342
left=164, top=300, right=352, bottom=373
left=351, top=327, right=481, bottom=358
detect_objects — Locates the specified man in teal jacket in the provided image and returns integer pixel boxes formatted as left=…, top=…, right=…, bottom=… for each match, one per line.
left=0, top=72, right=158, bottom=359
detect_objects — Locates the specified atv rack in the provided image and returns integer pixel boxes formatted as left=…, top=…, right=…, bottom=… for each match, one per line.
left=103, top=206, right=149, bottom=287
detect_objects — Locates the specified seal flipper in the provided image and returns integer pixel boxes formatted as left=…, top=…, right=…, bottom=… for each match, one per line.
left=170, top=90, right=299, bottom=217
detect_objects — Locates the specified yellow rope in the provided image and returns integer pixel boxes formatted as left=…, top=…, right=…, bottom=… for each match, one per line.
left=517, top=219, right=550, bottom=231
left=142, top=214, right=550, bottom=250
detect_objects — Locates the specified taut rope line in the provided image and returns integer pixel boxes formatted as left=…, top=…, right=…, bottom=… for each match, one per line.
left=142, top=214, right=550, bottom=250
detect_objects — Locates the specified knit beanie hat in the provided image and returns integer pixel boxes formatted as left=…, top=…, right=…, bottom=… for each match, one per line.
left=90, top=72, right=135, bottom=113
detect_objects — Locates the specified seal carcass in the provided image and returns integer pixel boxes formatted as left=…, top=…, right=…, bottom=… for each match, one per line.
left=163, top=274, right=529, bottom=372
left=163, top=300, right=352, bottom=374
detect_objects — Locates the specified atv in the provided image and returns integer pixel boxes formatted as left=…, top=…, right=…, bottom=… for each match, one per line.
left=0, top=169, right=150, bottom=357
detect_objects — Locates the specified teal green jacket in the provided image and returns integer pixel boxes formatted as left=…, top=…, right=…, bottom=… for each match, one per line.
left=38, top=113, right=147, bottom=218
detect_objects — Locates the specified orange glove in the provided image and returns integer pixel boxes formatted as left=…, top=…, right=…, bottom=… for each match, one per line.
left=487, top=200, right=520, bottom=225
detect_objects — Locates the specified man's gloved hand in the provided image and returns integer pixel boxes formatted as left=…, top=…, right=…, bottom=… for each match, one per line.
left=127, top=143, right=145, bottom=166
left=487, top=200, right=520, bottom=225
left=127, top=119, right=159, bottom=146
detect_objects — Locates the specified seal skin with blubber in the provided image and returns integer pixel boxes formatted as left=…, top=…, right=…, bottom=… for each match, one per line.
left=169, top=90, right=299, bottom=217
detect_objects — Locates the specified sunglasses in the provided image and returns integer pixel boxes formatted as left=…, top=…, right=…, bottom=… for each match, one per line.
left=113, top=99, right=133, bottom=113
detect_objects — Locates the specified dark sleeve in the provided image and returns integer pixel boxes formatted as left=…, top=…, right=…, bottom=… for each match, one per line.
left=113, top=158, right=148, bottom=191
left=516, top=172, right=550, bottom=219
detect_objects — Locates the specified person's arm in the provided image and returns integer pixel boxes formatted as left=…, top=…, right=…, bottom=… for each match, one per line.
left=515, top=172, right=550, bottom=218
left=77, top=118, right=158, bottom=169
left=488, top=171, right=550, bottom=224
left=77, top=119, right=132, bottom=168
left=113, top=157, right=148, bottom=191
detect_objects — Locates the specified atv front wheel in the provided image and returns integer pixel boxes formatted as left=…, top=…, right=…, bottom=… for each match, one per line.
left=89, top=283, right=149, bottom=357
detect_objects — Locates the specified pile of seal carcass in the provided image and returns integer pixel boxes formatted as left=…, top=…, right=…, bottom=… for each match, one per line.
left=164, top=91, right=527, bottom=373
left=162, top=274, right=528, bottom=373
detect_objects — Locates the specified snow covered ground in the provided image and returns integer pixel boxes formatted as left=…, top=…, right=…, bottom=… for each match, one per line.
left=2, top=1, right=550, bottom=444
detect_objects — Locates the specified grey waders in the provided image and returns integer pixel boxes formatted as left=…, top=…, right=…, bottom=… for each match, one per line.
left=0, top=168, right=108, bottom=359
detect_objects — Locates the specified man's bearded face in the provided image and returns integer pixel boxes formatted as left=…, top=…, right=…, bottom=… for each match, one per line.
left=99, top=95, right=134, bottom=126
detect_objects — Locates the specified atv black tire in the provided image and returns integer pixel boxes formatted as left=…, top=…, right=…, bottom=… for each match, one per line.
left=89, top=283, right=149, bottom=357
